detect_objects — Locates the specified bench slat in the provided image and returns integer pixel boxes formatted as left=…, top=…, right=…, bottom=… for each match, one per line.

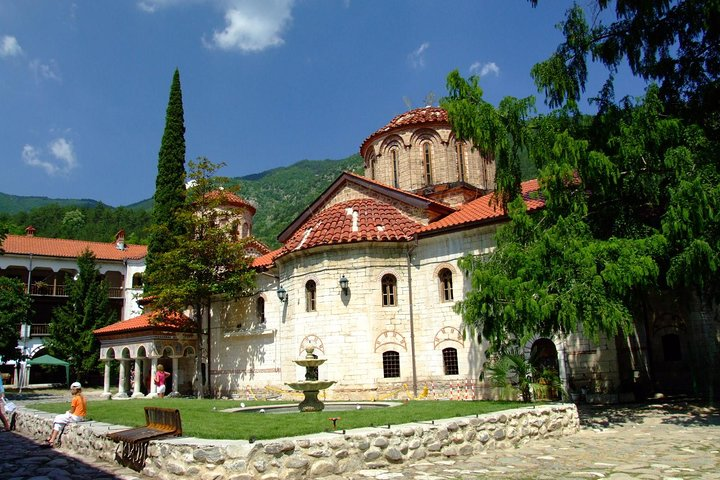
left=107, top=406, right=182, bottom=444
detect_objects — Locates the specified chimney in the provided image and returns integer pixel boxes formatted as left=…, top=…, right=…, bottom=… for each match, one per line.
left=115, top=229, right=125, bottom=250
left=25, top=225, right=36, bottom=237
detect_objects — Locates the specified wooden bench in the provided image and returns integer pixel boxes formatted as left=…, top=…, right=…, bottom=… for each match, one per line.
left=107, top=406, right=182, bottom=471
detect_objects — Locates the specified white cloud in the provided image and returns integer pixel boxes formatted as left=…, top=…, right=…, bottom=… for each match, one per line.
left=408, top=42, right=430, bottom=69
left=0, top=35, right=23, bottom=57
left=470, top=61, right=500, bottom=78
left=29, top=59, right=62, bottom=82
left=138, top=0, right=295, bottom=52
left=209, top=0, right=295, bottom=52
left=22, top=138, right=78, bottom=176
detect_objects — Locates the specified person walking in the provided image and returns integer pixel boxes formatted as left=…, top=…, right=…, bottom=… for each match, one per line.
left=46, top=382, right=87, bottom=446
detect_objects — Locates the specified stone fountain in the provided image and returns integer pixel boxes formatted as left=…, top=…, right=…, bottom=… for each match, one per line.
left=285, top=346, right=336, bottom=412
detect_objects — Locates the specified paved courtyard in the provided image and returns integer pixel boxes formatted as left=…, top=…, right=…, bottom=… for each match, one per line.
left=1, top=398, right=718, bottom=479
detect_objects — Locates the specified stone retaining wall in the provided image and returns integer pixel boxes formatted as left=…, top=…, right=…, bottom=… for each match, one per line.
left=16, top=404, right=579, bottom=480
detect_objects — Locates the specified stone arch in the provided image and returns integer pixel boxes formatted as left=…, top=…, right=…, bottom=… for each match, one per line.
left=136, top=346, right=148, bottom=359
left=378, top=134, right=405, bottom=155
left=374, top=330, right=407, bottom=352
left=433, top=326, right=464, bottom=349
left=183, top=346, right=196, bottom=357
left=432, top=262, right=458, bottom=277
left=120, top=347, right=131, bottom=360
left=375, top=268, right=402, bottom=282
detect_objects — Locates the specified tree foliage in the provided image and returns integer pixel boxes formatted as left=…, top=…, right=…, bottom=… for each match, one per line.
left=447, top=1, right=719, bottom=351
left=46, top=249, right=116, bottom=382
left=144, top=158, right=257, bottom=397
left=145, top=68, right=187, bottom=295
left=0, top=277, right=31, bottom=361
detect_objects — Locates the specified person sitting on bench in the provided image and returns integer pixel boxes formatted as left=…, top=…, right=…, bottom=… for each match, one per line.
left=46, top=381, right=87, bottom=446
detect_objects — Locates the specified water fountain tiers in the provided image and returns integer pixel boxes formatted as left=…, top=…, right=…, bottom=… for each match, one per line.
left=285, top=346, right=336, bottom=412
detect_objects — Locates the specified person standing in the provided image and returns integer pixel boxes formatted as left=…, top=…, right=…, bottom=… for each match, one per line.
left=155, top=364, right=170, bottom=398
left=0, top=374, right=11, bottom=431
left=46, top=382, right=87, bottom=446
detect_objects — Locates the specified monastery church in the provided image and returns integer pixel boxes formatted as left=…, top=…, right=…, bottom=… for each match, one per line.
left=5, top=106, right=698, bottom=400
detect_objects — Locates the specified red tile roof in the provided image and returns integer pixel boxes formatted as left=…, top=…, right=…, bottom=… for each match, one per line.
left=283, top=198, right=420, bottom=252
left=418, top=179, right=544, bottom=234
left=360, top=106, right=449, bottom=157
left=252, top=248, right=284, bottom=269
left=93, top=311, right=193, bottom=335
left=2, top=235, right=147, bottom=261
left=205, top=190, right=256, bottom=215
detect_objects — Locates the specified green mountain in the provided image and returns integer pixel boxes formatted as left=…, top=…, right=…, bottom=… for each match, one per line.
left=0, top=155, right=364, bottom=248
left=0, top=192, right=103, bottom=214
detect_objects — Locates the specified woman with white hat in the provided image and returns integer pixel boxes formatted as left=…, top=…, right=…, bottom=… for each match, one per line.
left=46, top=381, right=87, bottom=447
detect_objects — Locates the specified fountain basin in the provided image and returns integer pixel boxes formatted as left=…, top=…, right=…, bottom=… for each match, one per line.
left=221, top=401, right=401, bottom=414
left=285, top=380, right=336, bottom=391
left=293, top=359, right=327, bottom=368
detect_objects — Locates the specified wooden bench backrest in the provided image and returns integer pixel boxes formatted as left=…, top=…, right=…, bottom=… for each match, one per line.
left=144, top=406, right=182, bottom=436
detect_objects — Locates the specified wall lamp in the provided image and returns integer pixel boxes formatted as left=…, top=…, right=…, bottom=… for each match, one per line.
left=277, top=286, right=287, bottom=303
left=339, top=275, right=349, bottom=294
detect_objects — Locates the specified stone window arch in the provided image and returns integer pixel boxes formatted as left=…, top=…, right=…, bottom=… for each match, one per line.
left=422, top=141, right=433, bottom=185
left=439, top=268, right=454, bottom=302
left=305, top=280, right=317, bottom=312
left=442, top=347, right=459, bottom=375
left=256, top=296, right=266, bottom=324
left=382, top=350, right=400, bottom=378
left=455, top=141, right=466, bottom=182
left=391, top=148, right=400, bottom=188
left=381, top=274, right=397, bottom=306
left=131, top=272, right=143, bottom=288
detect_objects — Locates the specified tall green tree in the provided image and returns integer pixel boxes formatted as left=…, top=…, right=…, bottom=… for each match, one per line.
left=145, top=68, right=187, bottom=295
left=445, top=1, right=719, bottom=397
left=144, top=158, right=256, bottom=398
left=47, top=249, right=116, bottom=383
left=0, top=277, right=31, bottom=361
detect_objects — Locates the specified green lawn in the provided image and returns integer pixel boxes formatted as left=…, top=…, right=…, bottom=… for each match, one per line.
left=28, top=399, right=525, bottom=440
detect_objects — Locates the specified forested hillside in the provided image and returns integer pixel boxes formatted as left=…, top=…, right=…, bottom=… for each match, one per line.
left=0, top=155, right=364, bottom=248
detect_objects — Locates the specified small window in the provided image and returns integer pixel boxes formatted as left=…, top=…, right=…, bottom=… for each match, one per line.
left=662, top=334, right=682, bottom=362
left=456, top=142, right=465, bottom=182
left=369, top=154, right=376, bottom=180
left=442, top=347, right=459, bottom=375
left=383, top=351, right=400, bottom=378
left=256, top=297, right=265, bottom=324
left=305, top=280, right=317, bottom=312
left=439, top=268, right=453, bottom=302
left=381, top=274, right=397, bottom=306
left=391, top=149, right=399, bottom=188
left=242, top=222, right=250, bottom=237
left=131, top=273, right=143, bottom=288
left=423, top=142, right=433, bottom=185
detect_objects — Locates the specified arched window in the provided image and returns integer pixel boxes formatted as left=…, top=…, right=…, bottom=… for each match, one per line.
left=439, top=268, right=453, bottom=302
left=256, top=297, right=265, bottom=324
left=383, top=351, right=400, bottom=378
left=391, top=149, right=400, bottom=188
left=242, top=222, right=250, bottom=237
left=381, top=274, right=397, bottom=306
left=422, top=142, right=433, bottom=185
left=456, top=142, right=465, bottom=182
left=368, top=154, right=376, bottom=180
left=131, top=273, right=143, bottom=288
left=305, top=280, right=317, bottom=312
left=442, top=347, right=459, bottom=375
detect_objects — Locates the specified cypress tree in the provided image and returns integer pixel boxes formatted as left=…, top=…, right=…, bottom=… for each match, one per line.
left=145, top=68, right=187, bottom=295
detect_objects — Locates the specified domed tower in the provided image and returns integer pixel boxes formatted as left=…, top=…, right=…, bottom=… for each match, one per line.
left=359, top=106, right=495, bottom=207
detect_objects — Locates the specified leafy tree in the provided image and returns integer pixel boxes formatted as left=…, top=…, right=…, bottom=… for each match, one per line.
left=444, top=1, right=719, bottom=399
left=144, top=158, right=256, bottom=398
left=0, top=277, right=31, bottom=361
left=47, top=249, right=116, bottom=383
left=145, top=68, right=187, bottom=295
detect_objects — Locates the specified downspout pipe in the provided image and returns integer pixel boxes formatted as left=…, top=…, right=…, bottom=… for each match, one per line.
left=406, top=237, right=419, bottom=397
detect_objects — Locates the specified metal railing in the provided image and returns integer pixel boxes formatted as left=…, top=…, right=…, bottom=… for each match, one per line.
left=28, top=284, right=124, bottom=298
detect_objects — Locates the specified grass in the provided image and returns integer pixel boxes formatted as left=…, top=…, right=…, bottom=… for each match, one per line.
left=27, top=398, right=525, bottom=440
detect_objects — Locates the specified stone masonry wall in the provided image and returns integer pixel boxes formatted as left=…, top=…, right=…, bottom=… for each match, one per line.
left=15, top=404, right=578, bottom=480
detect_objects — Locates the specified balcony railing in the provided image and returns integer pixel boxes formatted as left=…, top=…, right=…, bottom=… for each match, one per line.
left=28, top=284, right=124, bottom=298
left=30, top=324, right=50, bottom=336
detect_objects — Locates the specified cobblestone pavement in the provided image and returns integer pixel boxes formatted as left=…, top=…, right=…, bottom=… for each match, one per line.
left=327, top=400, right=720, bottom=480
left=1, top=397, right=718, bottom=479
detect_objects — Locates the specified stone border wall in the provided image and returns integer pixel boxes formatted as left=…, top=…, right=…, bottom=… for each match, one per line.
left=16, top=404, right=579, bottom=480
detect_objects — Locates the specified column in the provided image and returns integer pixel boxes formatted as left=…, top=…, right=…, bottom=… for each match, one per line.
left=148, top=358, right=158, bottom=397
left=115, top=360, right=128, bottom=398
left=171, top=357, right=179, bottom=396
left=132, top=358, right=144, bottom=398
left=101, top=361, right=112, bottom=399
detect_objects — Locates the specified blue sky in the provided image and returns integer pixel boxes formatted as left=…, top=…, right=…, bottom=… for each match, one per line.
left=0, top=1, right=648, bottom=207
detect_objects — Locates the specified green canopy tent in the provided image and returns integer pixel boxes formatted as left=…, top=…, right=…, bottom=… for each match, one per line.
left=27, top=354, right=70, bottom=386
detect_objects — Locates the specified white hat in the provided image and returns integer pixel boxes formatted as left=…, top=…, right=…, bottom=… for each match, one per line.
left=70, top=381, right=82, bottom=389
